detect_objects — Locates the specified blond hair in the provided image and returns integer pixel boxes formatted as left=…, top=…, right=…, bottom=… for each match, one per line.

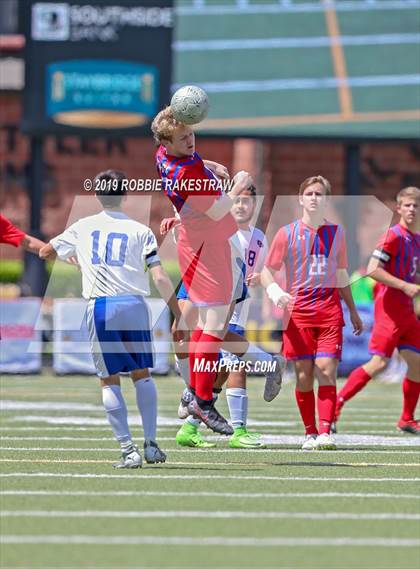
left=151, top=106, right=183, bottom=145
left=396, top=186, right=420, bottom=205
left=299, top=175, right=331, bottom=196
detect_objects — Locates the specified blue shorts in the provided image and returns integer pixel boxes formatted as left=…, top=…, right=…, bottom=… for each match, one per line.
left=177, top=281, right=248, bottom=304
left=86, top=295, right=154, bottom=378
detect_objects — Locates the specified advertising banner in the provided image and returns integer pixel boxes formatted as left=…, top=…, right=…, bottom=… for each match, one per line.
left=0, top=298, right=42, bottom=373
left=21, top=0, right=173, bottom=135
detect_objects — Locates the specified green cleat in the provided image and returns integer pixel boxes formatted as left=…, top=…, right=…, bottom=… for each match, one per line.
left=229, top=427, right=266, bottom=449
left=175, top=422, right=216, bottom=448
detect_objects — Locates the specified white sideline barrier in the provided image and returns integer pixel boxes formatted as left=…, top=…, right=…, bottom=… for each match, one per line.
left=52, top=298, right=171, bottom=375
left=0, top=298, right=42, bottom=373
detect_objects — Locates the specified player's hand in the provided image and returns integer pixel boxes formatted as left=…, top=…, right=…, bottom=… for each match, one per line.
left=246, top=273, right=261, bottom=287
left=350, top=310, right=363, bottom=336
left=160, top=217, right=180, bottom=235
left=232, top=171, right=253, bottom=195
left=275, top=292, right=293, bottom=308
left=65, top=256, right=79, bottom=266
left=210, top=162, right=230, bottom=180
left=402, top=282, right=420, bottom=299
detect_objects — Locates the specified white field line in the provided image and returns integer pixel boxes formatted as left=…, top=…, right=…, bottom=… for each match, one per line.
left=0, top=435, right=420, bottom=455
left=173, top=75, right=420, bottom=94
left=1, top=437, right=419, bottom=454
left=174, top=34, right=420, bottom=52
left=2, top=490, right=418, bottom=500
left=2, top=510, right=419, bottom=521
left=1, top=446, right=420, bottom=466
left=2, top=535, right=420, bottom=547
left=1, top=458, right=419, bottom=468
left=1, top=473, right=419, bottom=482
left=177, top=0, right=420, bottom=16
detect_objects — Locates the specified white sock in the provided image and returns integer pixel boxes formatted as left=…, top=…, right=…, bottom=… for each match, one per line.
left=134, top=377, right=157, bottom=443
left=241, top=343, right=273, bottom=365
left=102, top=385, right=132, bottom=447
left=226, top=387, right=248, bottom=429
left=175, top=355, right=190, bottom=387
left=186, top=416, right=201, bottom=427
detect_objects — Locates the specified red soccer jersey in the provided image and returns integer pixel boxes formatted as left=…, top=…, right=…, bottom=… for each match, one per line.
left=155, top=145, right=236, bottom=245
left=0, top=215, right=25, bottom=247
left=372, top=223, right=420, bottom=323
left=265, top=219, right=348, bottom=328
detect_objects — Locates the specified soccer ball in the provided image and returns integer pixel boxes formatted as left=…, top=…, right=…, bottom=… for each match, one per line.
left=170, top=85, right=209, bottom=125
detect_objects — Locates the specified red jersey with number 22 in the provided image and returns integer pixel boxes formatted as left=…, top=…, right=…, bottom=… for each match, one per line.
left=265, top=219, right=348, bottom=328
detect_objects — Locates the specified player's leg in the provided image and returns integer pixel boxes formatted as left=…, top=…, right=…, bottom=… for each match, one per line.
left=336, top=355, right=389, bottom=416
left=335, top=319, right=398, bottom=426
left=101, top=375, right=141, bottom=468
left=222, top=330, right=286, bottom=402
left=86, top=297, right=141, bottom=468
left=314, top=356, right=339, bottom=450
left=173, top=297, right=198, bottom=419
left=131, top=368, right=166, bottom=463
left=294, top=359, right=318, bottom=450
left=226, top=366, right=265, bottom=449
left=398, top=347, right=420, bottom=434
left=186, top=303, right=233, bottom=434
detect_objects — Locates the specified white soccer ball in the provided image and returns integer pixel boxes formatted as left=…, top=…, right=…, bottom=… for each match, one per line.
left=170, top=85, right=209, bottom=125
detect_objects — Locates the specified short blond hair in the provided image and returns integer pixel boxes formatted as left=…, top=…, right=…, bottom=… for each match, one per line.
left=396, top=186, right=420, bottom=205
left=151, top=106, right=183, bottom=145
left=299, top=175, right=331, bottom=196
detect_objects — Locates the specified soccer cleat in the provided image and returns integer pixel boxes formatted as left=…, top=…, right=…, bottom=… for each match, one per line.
left=229, top=427, right=266, bottom=449
left=187, top=399, right=234, bottom=436
left=176, top=422, right=216, bottom=448
left=315, top=433, right=337, bottom=450
left=112, top=445, right=142, bottom=469
left=301, top=434, right=318, bottom=451
left=143, top=441, right=167, bottom=464
left=263, top=355, right=286, bottom=402
left=178, top=387, right=194, bottom=420
left=397, top=419, right=420, bottom=435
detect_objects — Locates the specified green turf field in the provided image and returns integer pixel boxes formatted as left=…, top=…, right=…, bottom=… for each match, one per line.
left=0, top=374, right=419, bottom=569
left=174, top=0, right=420, bottom=137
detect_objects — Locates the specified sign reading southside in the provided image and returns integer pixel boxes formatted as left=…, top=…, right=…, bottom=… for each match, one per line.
left=21, top=1, right=174, bottom=135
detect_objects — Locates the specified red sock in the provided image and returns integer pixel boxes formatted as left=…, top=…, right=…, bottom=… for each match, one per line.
left=194, top=332, right=223, bottom=402
left=318, top=385, right=337, bottom=434
left=337, top=367, right=371, bottom=407
left=295, top=390, right=318, bottom=435
left=188, top=328, right=203, bottom=391
left=401, top=377, right=420, bottom=422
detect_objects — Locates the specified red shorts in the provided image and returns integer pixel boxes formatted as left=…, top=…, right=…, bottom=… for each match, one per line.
left=283, top=320, right=343, bottom=360
left=369, top=314, right=420, bottom=358
left=177, top=237, right=243, bottom=307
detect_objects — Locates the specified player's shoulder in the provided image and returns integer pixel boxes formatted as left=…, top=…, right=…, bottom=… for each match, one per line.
left=250, top=226, right=266, bottom=246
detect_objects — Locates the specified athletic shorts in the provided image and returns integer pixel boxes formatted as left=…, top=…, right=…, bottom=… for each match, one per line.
left=86, top=295, right=154, bottom=378
left=283, top=320, right=343, bottom=360
left=177, top=237, right=244, bottom=307
left=369, top=313, right=420, bottom=358
left=177, top=279, right=247, bottom=304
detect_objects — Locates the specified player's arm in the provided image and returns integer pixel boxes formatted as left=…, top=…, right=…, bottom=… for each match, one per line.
left=337, top=269, right=363, bottom=335
left=20, top=234, right=46, bottom=254
left=367, top=254, right=419, bottom=299
left=40, top=224, right=78, bottom=262
left=261, top=229, right=292, bottom=307
left=203, top=160, right=230, bottom=180
left=203, top=170, right=253, bottom=221
left=160, top=217, right=181, bottom=236
left=39, top=243, right=57, bottom=260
